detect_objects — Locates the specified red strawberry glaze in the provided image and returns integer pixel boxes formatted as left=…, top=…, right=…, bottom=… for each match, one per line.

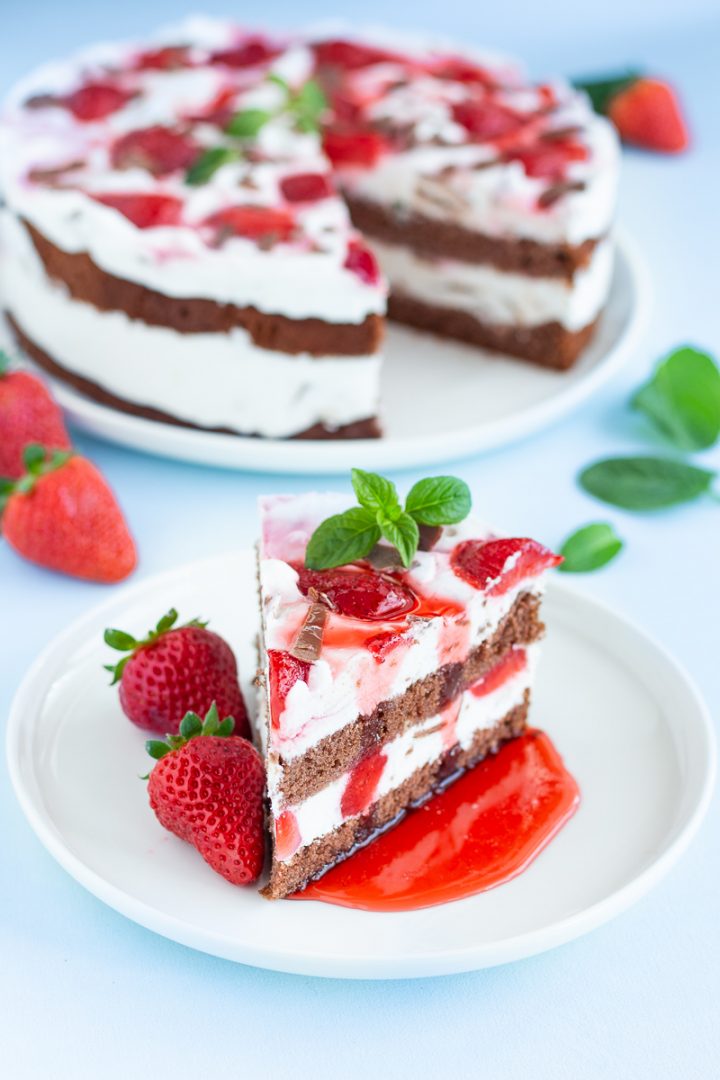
left=93, top=192, right=184, bottom=228
left=133, top=45, right=194, bottom=71
left=275, top=810, right=302, bottom=860
left=343, top=240, right=381, bottom=286
left=296, top=567, right=417, bottom=622
left=63, top=82, right=133, bottom=121
left=505, top=140, right=589, bottom=179
left=280, top=173, right=334, bottom=203
left=322, top=129, right=389, bottom=168
left=313, top=39, right=402, bottom=71
left=204, top=205, right=296, bottom=242
left=470, top=648, right=527, bottom=697
left=451, top=537, right=562, bottom=596
left=341, top=750, right=388, bottom=818
left=366, top=628, right=407, bottom=663
left=111, top=126, right=200, bottom=176
left=267, top=650, right=311, bottom=730
left=293, top=729, right=579, bottom=910
left=451, top=99, right=524, bottom=141
left=210, top=38, right=281, bottom=69
left=429, top=57, right=497, bottom=87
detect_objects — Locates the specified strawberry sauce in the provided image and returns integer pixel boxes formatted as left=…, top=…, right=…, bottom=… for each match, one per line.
left=291, top=729, right=579, bottom=912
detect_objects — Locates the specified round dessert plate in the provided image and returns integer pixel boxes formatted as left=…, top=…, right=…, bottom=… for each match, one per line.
left=24, top=233, right=648, bottom=474
left=7, top=551, right=713, bottom=979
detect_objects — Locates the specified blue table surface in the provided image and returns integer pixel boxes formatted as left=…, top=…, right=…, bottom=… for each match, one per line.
left=2, top=3, right=719, bottom=1077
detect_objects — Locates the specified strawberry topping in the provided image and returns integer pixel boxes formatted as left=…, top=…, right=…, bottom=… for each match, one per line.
left=505, top=140, right=589, bottom=179
left=267, top=650, right=311, bottom=728
left=322, top=129, right=389, bottom=168
left=313, top=39, right=400, bottom=71
left=344, top=240, right=381, bottom=286
left=110, top=126, right=200, bottom=176
left=204, top=205, right=296, bottom=243
left=470, top=648, right=528, bottom=697
left=274, top=810, right=302, bottom=860
left=429, top=57, right=497, bottom=87
left=451, top=538, right=561, bottom=595
left=341, top=750, right=388, bottom=818
left=133, top=45, right=194, bottom=71
left=63, top=82, right=133, bottom=121
left=296, top=567, right=417, bottom=621
left=93, top=193, right=184, bottom=228
left=210, top=38, right=280, bottom=68
left=451, top=99, right=524, bottom=141
left=280, top=172, right=334, bottom=203
left=366, top=628, right=407, bottom=663
left=608, top=77, right=689, bottom=154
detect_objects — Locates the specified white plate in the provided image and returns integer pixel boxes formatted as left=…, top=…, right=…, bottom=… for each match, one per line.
left=7, top=551, right=714, bottom=979
left=25, top=234, right=648, bottom=474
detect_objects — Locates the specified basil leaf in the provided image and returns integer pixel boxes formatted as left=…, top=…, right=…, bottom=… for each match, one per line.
left=351, top=468, right=400, bottom=514
left=226, top=108, right=272, bottom=138
left=572, top=70, right=640, bottom=114
left=579, top=456, right=716, bottom=510
left=379, top=512, right=419, bottom=568
left=185, top=147, right=240, bottom=186
left=405, top=476, right=472, bottom=525
left=558, top=522, right=623, bottom=573
left=633, top=346, right=720, bottom=452
left=305, top=507, right=380, bottom=569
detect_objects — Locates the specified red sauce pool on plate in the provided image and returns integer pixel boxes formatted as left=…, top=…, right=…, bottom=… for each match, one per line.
left=291, top=729, right=579, bottom=912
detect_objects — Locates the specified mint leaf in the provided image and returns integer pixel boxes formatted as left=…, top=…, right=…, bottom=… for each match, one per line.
left=379, top=512, right=419, bottom=568
left=351, top=468, right=400, bottom=515
left=558, top=522, right=623, bottom=572
left=572, top=70, right=640, bottom=114
left=579, top=456, right=716, bottom=510
left=633, top=346, right=720, bottom=452
left=186, top=147, right=241, bottom=186
left=305, top=507, right=381, bottom=569
left=226, top=108, right=272, bottom=138
left=405, top=476, right=471, bottom=526
left=290, top=79, right=326, bottom=132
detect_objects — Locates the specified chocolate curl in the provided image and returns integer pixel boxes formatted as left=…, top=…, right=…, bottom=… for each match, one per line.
left=289, top=588, right=329, bottom=663
left=366, top=544, right=405, bottom=571
left=539, top=125, right=583, bottom=142
left=418, top=524, right=442, bottom=551
left=538, top=180, right=586, bottom=208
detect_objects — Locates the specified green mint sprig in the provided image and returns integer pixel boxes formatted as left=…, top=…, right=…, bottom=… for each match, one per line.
left=186, top=146, right=242, bottom=186
left=632, top=346, right=720, bottom=452
left=558, top=522, right=623, bottom=572
left=305, top=469, right=471, bottom=570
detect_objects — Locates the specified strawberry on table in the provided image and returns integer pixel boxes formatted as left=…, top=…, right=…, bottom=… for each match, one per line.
left=574, top=71, right=689, bottom=154
left=104, top=608, right=250, bottom=737
left=0, top=351, right=71, bottom=478
left=0, top=444, right=137, bottom=583
left=146, top=703, right=266, bottom=886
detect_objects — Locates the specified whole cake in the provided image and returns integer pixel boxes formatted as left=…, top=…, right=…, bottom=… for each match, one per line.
left=256, top=475, right=561, bottom=898
left=0, top=18, right=619, bottom=440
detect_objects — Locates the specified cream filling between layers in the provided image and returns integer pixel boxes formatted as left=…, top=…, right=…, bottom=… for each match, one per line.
left=1, top=215, right=381, bottom=437
left=277, top=649, right=536, bottom=858
left=369, top=236, right=613, bottom=330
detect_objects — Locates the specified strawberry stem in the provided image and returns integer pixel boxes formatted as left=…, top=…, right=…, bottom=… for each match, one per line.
left=103, top=607, right=208, bottom=684
left=143, top=702, right=236, bottom=768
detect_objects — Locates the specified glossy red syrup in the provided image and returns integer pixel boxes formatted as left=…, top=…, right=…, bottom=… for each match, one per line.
left=292, top=730, right=579, bottom=912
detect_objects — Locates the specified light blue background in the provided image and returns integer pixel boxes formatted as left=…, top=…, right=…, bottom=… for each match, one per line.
left=2, top=3, right=719, bottom=1077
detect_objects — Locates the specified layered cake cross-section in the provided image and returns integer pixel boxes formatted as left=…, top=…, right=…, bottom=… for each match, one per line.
left=256, top=477, right=561, bottom=898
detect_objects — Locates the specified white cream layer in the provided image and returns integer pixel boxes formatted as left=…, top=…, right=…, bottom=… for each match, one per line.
left=369, top=236, right=613, bottom=330
left=1, top=214, right=380, bottom=437
left=278, top=649, right=536, bottom=857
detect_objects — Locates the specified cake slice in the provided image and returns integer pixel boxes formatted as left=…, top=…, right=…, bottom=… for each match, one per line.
left=255, top=476, right=561, bottom=898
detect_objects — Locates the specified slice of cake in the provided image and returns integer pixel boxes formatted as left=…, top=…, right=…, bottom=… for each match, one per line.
left=256, top=472, right=561, bottom=898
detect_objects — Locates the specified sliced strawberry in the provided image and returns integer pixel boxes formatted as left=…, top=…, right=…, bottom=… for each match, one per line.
left=470, top=648, right=528, bottom=697
left=344, top=240, right=381, bottom=286
left=110, top=126, right=200, bottom=176
left=341, top=750, right=387, bottom=818
left=313, top=39, right=400, bottom=71
left=133, top=45, right=194, bottom=71
left=267, top=650, right=311, bottom=729
left=322, top=128, right=389, bottom=168
left=429, top=57, right=496, bottom=87
left=279, top=173, right=334, bottom=203
left=204, top=205, right=296, bottom=243
left=274, top=810, right=301, bottom=860
left=210, top=38, right=280, bottom=68
left=184, top=87, right=238, bottom=127
left=63, top=82, right=133, bottom=121
left=93, top=193, right=184, bottom=228
left=366, top=628, right=407, bottom=663
left=451, top=538, right=561, bottom=595
left=505, top=140, right=589, bottom=179
left=451, top=99, right=523, bottom=140
left=608, top=77, right=689, bottom=154
left=296, top=567, right=417, bottom=621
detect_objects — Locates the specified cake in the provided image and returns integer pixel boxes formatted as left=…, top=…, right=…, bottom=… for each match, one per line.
left=255, top=476, right=561, bottom=898
left=0, top=19, right=619, bottom=440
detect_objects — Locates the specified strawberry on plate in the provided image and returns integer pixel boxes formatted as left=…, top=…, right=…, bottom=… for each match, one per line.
left=104, top=608, right=250, bottom=737
left=0, top=351, right=71, bottom=478
left=1, top=444, right=137, bottom=583
left=146, top=703, right=265, bottom=886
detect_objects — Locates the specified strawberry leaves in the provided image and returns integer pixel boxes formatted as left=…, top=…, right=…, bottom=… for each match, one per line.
left=104, top=607, right=207, bottom=684
left=145, top=702, right=235, bottom=763
left=305, top=469, right=471, bottom=570
left=0, top=443, right=73, bottom=510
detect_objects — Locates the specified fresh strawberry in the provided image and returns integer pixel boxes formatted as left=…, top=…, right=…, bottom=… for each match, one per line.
left=322, top=128, right=389, bottom=168
left=93, top=192, right=184, bottom=228
left=146, top=704, right=265, bottom=886
left=274, top=809, right=301, bottom=860
left=343, top=239, right=382, bottom=286
left=451, top=99, right=523, bottom=140
left=280, top=172, right=334, bottom=203
left=608, top=77, right=689, bottom=153
left=63, top=82, right=133, bottom=121
left=210, top=38, right=280, bottom=68
left=340, top=750, right=387, bottom=817
left=204, top=205, right=296, bottom=243
left=104, top=608, right=250, bottom=737
left=451, top=537, right=561, bottom=595
left=505, top=140, right=589, bottom=179
left=1, top=445, right=136, bottom=583
left=0, top=352, right=70, bottom=478
left=133, top=45, right=194, bottom=71
left=296, top=566, right=417, bottom=620
left=267, top=650, right=311, bottom=729
left=110, top=126, right=200, bottom=176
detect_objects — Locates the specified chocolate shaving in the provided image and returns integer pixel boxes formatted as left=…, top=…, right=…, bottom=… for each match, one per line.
left=540, top=125, right=582, bottom=142
left=28, top=160, right=85, bottom=185
left=538, top=180, right=586, bottom=208
left=366, top=544, right=404, bottom=571
left=24, top=93, right=59, bottom=110
left=290, top=597, right=328, bottom=663
left=417, top=524, right=442, bottom=551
